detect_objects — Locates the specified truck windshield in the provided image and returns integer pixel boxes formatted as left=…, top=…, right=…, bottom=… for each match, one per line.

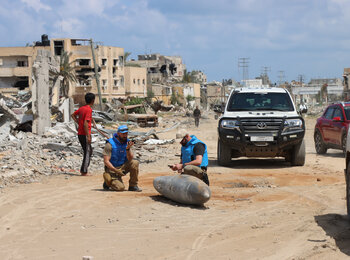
left=227, top=92, right=294, bottom=112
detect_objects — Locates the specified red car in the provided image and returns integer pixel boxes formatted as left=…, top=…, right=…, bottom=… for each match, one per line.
left=314, top=102, right=350, bottom=154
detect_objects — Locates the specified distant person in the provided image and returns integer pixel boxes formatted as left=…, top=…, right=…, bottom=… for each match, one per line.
left=299, top=103, right=308, bottom=114
left=71, top=92, right=108, bottom=176
left=170, top=131, right=209, bottom=186
left=102, top=125, right=142, bottom=192
left=193, top=106, right=201, bottom=127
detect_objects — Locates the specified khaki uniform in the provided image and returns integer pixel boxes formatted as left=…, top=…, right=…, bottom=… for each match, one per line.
left=103, top=143, right=139, bottom=191
left=183, top=165, right=206, bottom=180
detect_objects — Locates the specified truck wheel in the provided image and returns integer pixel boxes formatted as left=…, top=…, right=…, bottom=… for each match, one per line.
left=346, top=162, right=350, bottom=217
left=217, top=139, right=231, bottom=166
left=291, top=139, right=305, bottom=166
left=314, top=131, right=327, bottom=154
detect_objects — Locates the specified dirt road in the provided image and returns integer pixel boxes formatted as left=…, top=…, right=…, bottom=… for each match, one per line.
left=0, top=115, right=349, bottom=259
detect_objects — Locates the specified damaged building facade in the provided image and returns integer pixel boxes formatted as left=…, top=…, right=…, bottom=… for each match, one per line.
left=0, top=35, right=148, bottom=105
left=0, top=46, right=40, bottom=97
left=129, top=53, right=186, bottom=84
left=49, top=38, right=126, bottom=104
left=291, top=78, right=343, bottom=105
left=124, top=66, right=147, bottom=98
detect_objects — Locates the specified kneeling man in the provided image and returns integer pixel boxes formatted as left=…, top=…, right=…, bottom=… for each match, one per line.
left=103, top=125, right=142, bottom=192
left=170, top=132, right=210, bottom=186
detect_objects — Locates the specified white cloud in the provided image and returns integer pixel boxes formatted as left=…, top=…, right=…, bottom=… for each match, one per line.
left=53, top=18, right=85, bottom=38
left=59, top=0, right=115, bottom=17
left=21, top=0, right=51, bottom=12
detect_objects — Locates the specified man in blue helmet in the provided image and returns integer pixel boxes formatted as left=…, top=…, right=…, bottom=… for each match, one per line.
left=102, top=125, right=142, bottom=192
left=170, top=131, right=210, bottom=186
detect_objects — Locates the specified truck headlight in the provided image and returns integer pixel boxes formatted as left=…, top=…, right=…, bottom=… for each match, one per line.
left=283, top=119, right=303, bottom=133
left=220, top=119, right=240, bottom=129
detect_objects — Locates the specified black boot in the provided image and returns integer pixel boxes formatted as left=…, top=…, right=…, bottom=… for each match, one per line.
left=103, top=182, right=109, bottom=190
left=202, top=173, right=210, bottom=186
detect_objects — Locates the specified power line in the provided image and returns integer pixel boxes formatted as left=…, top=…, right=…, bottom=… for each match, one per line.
left=278, top=71, right=285, bottom=86
left=261, top=66, right=271, bottom=77
left=238, top=57, right=250, bottom=81
left=298, top=74, right=305, bottom=86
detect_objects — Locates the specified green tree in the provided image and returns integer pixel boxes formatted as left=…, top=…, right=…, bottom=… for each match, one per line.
left=186, top=94, right=195, bottom=102
left=52, top=51, right=77, bottom=98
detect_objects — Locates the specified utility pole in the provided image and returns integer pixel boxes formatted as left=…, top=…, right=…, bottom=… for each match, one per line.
left=278, top=71, right=285, bottom=87
left=261, top=66, right=271, bottom=85
left=238, top=58, right=250, bottom=83
left=298, top=74, right=305, bottom=105
left=298, top=74, right=305, bottom=86
left=90, top=39, right=103, bottom=111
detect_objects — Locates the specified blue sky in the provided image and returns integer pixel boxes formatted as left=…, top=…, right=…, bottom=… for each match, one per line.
left=1, top=0, right=350, bottom=83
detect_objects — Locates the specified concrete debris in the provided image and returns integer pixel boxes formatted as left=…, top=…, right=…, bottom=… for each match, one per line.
left=143, top=139, right=175, bottom=145
left=0, top=98, right=212, bottom=188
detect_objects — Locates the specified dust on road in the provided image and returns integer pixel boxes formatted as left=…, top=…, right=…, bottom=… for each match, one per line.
left=0, top=114, right=349, bottom=259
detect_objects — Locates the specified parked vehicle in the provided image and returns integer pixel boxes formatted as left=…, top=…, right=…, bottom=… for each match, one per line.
left=314, top=102, right=350, bottom=155
left=344, top=124, right=350, bottom=217
left=217, top=86, right=306, bottom=166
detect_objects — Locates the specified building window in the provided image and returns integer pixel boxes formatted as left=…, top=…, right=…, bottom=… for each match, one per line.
left=137, top=79, right=140, bottom=85
left=120, top=76, right=124, bottom=87
left=102, top=58, right=107, bottom=66
left=133, top=79, right=136, bottom=84
left=76, top=59, right=91, bottom=66
left=54, top=40, right=64, bottom=56
left=113, top=59, right=118, bottom=66
left=17, top=60, right=28, bottom=67
left=102, top=79, right=107, bottom=87
left=113, top=67, right=116, bottom=74
left=142, top=79, right=145, bottom=85
left=114, top=80, right=118, bottom=87
left=119, top=56, right=124, bottom=66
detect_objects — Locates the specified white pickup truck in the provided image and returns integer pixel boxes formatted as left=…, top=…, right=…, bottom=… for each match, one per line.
left=217, top=86, right=306, bottom=166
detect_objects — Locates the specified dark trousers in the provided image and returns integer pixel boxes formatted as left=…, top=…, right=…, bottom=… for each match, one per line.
left=78, top=135, right=92, bottom=174
left=194, top=117, right=200, bottom=127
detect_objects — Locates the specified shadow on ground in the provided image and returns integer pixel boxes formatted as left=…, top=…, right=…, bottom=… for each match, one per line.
left=208, top=158, right=291, bottom=169
left=311, top=152, right=345, bottom=159
left=150, top=195, right=208, bottom=210
left=315, top=214, right=350, bottom=256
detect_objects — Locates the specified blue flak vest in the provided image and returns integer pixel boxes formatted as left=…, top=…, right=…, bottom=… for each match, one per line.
left=181, top=135, right=208, bottom=168
left=107, top=133, right=129, bottom=167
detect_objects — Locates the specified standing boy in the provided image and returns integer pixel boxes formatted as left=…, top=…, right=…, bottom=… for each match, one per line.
left=71, top=93, right=108, bottom=175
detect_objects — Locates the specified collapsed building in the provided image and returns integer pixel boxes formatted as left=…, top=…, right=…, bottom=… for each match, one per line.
left=0, top=35, right=148, bottom=106
left=129, top=53, right=186, bottom=85
left=291, top=78, right=343, bottom=105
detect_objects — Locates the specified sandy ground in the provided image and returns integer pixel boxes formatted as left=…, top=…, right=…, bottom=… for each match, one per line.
left=0, top=114, right=350, bottom=260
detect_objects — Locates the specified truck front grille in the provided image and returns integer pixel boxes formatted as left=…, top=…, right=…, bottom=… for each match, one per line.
left=240, top=118, right=283, bottom=134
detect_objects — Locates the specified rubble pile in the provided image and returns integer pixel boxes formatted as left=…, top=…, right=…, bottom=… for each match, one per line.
left=0, top=120, right=181, bottom=187
left=0, top=99, right=206, bottom=188
left=0, top=122, right=103, bottom=187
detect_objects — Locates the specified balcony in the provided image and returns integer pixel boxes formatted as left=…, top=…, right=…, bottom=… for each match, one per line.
left=0, top=67, right=30, bottom=77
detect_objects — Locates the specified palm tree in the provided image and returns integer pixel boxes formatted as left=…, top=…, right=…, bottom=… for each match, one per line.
left=124, top=52, right=132, bottom=61
left=182, top=69, right=193, bottom=83
left=52, top=51, right=77, bottom=98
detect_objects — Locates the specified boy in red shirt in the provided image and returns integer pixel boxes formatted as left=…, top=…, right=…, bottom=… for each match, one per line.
left=71, top=93, right=108, bottom=175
